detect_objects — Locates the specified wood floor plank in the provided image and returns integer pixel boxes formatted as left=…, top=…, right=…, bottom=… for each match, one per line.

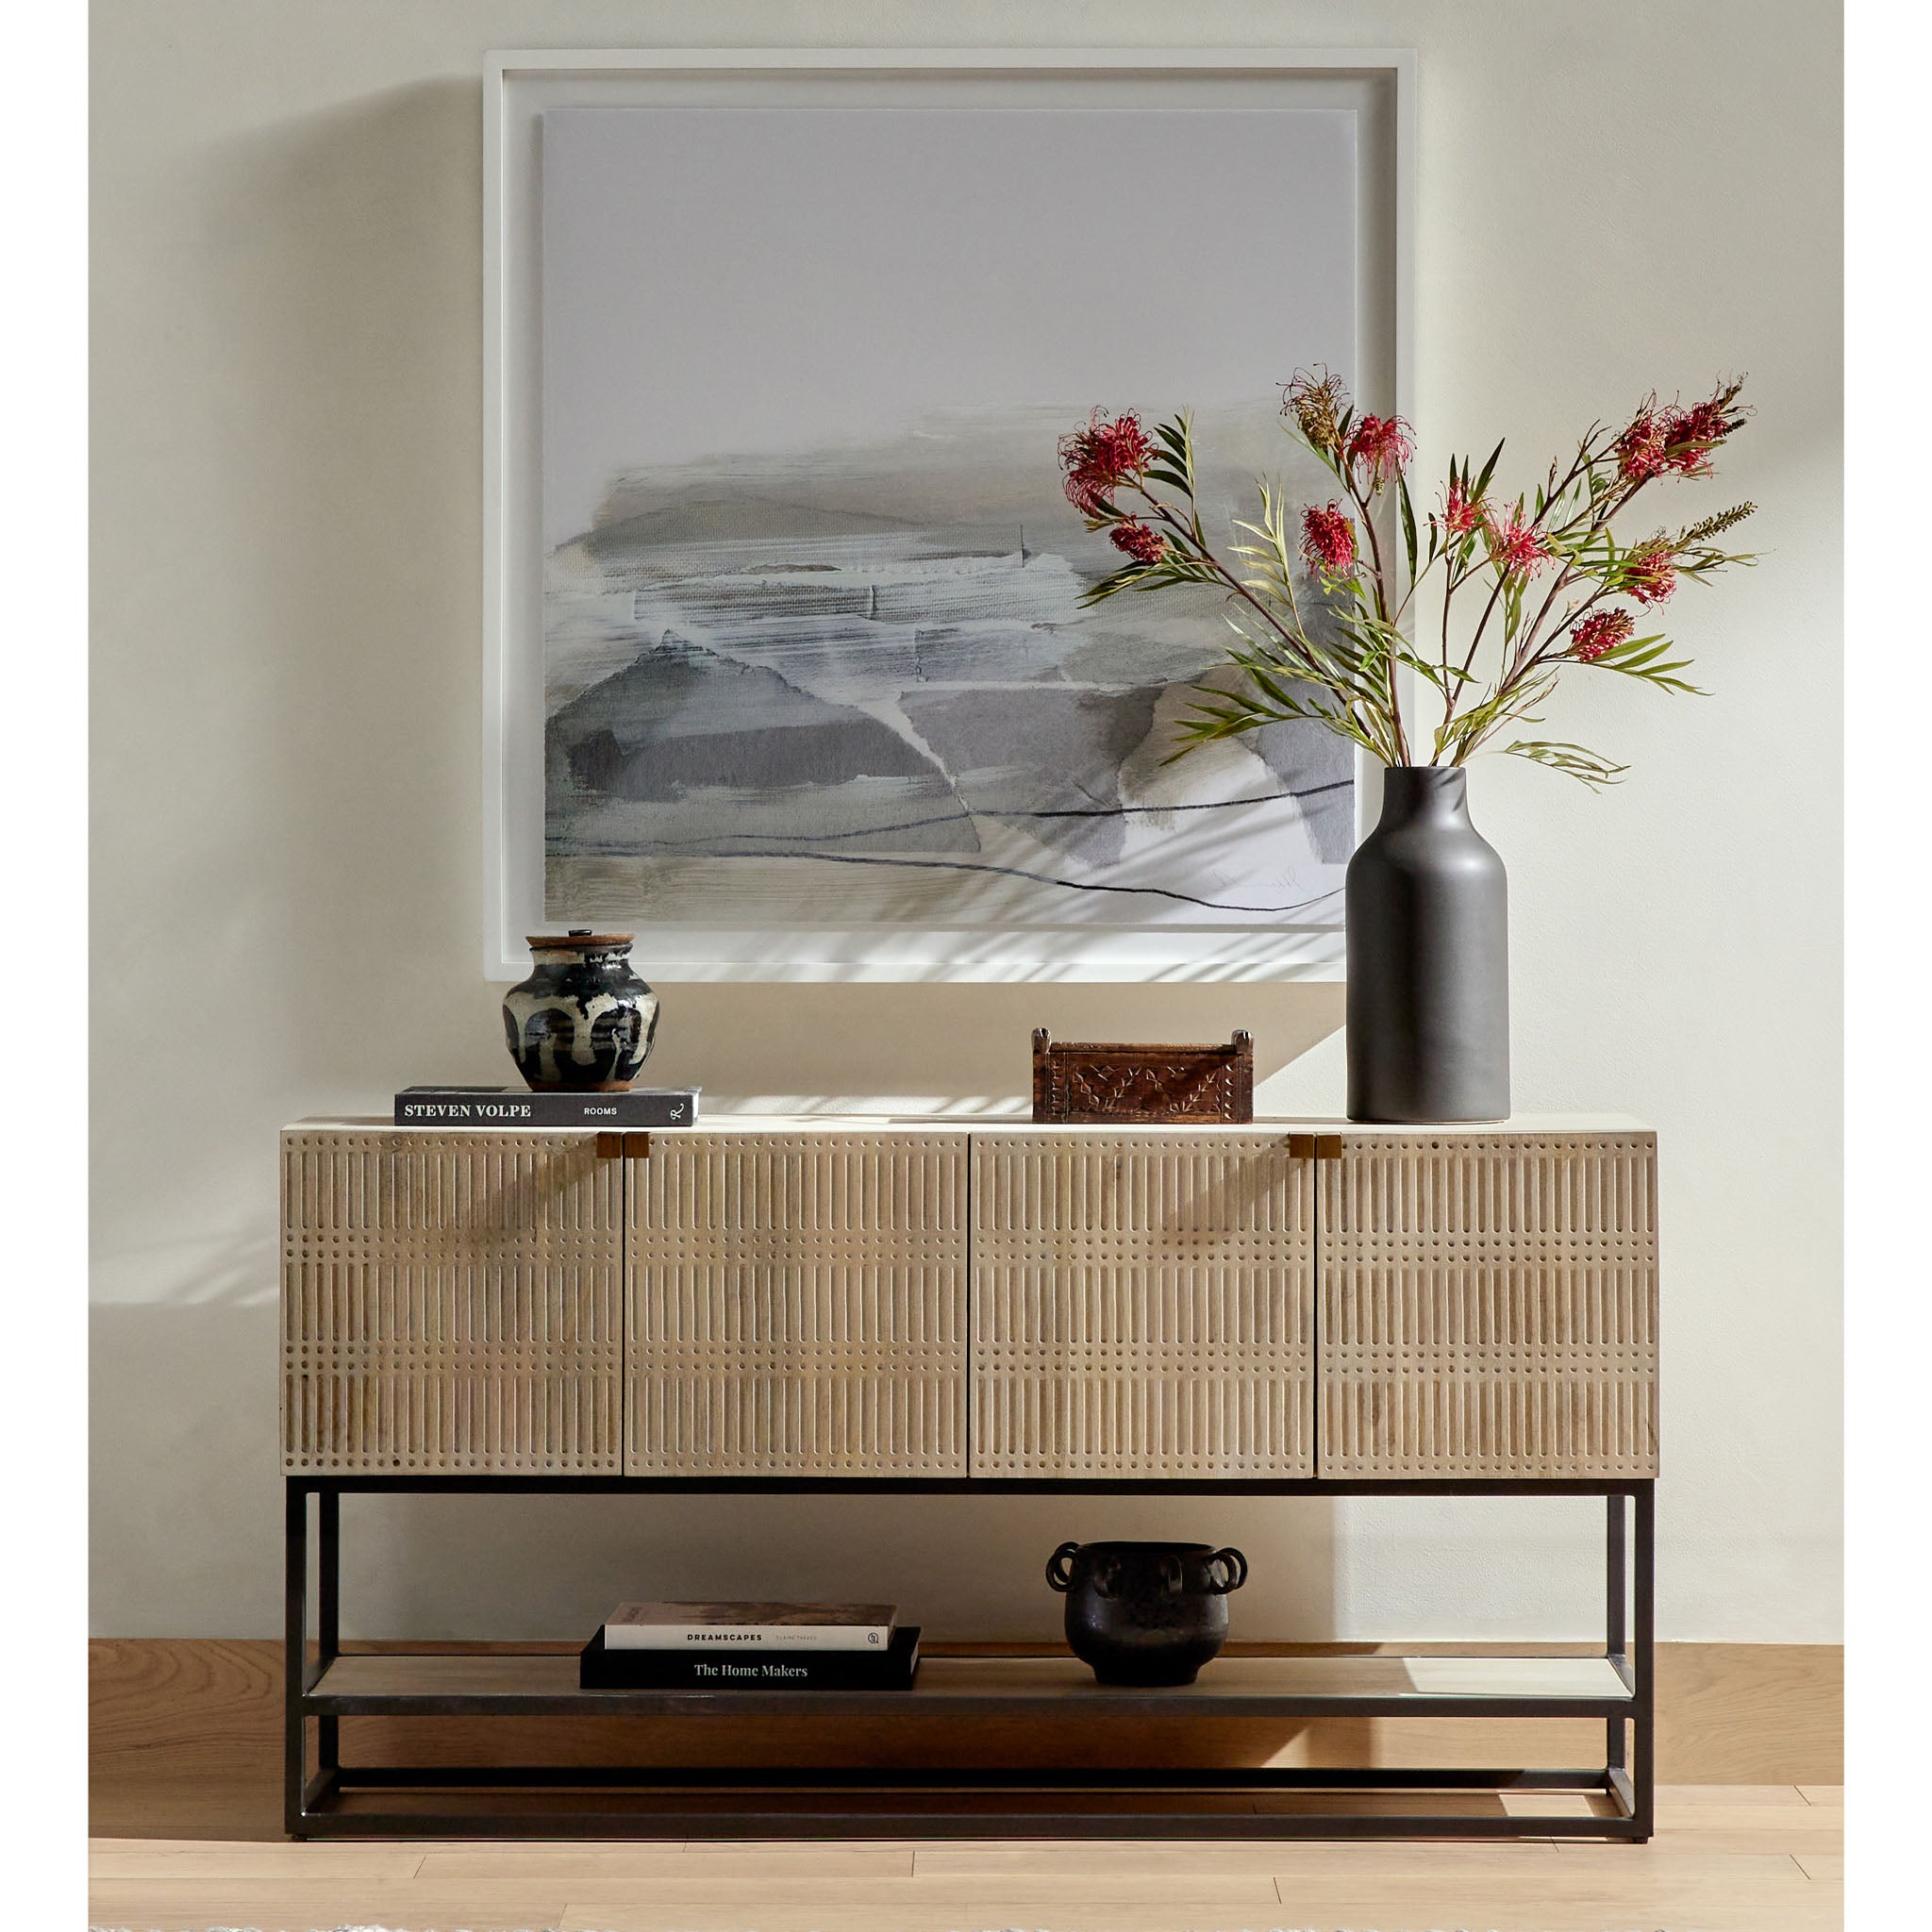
left=92, top=1915, right=555, bottom=1932
left=1267, top=1872, right=1825, bottom=1911
left=86, top=1881, right=572, bottom=1929
left=1658, top=1779, right=1810, bottom=1805
left=566, top=1873, right=1287, bottom=1906
left=1263, top=1901, right=1843, bottom=1932
left=1644, top=1804, right=1846, bottom=1833
left=88, top=1843, right=430, bottom=1882
left=550, top=1908, right=1842, bottom=1932
left=1527, top=1843, right=1812, bottom=1878
left=1800, top=1782, right=1846, bottom=1804
left=1611, top=1824, right=1844, bottom=1856
left=1795, top=1850, right=1846, bottom=1879
left=419, top=1843, right=914, bottom=1880
left=912, top=1838, right=1560, bottom=1875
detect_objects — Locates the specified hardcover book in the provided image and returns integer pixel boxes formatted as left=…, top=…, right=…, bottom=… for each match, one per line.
left=580, top=1625, right=920, bottom=1691
left=603, top=1601, right=897, bottom=1652
left=393, top=1086, right=699, bottom=1128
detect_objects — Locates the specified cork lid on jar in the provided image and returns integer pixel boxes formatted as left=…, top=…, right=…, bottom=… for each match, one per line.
left=525, top=928, right=633, bottom=951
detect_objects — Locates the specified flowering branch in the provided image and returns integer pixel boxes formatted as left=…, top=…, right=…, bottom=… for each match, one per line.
left=1058, top=373, right=1756, bottom=786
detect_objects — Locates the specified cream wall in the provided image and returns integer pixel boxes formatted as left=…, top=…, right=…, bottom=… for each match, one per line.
left=90, top=1, right=1841, bottom=1642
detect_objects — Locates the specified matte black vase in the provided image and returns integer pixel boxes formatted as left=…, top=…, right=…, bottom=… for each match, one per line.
left=1346, top=766, right=1509, bottom=1123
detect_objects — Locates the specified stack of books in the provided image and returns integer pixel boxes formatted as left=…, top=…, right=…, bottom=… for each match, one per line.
left=578, top=1601, right=920, bottom=1690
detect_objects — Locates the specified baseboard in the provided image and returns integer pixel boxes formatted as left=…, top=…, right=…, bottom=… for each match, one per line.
left=90, top=1637, right=1841, bottom=1840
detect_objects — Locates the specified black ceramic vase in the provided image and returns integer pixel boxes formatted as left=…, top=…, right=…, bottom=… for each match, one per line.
left=1346, top=766, right=1509, bottom=1123
left=503, top=930, right=660, bottom=1092
left=1046, top=1541, right=1247, bottom=1687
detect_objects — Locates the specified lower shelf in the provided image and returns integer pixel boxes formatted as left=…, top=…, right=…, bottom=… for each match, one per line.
left=306, top=1650, right=1633, bottom=1719
left=292, top=1648, right=1647, bottom=1840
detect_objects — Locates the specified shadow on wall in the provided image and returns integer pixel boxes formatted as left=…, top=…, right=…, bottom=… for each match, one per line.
left=94, top=83, right=1351, bottom=1640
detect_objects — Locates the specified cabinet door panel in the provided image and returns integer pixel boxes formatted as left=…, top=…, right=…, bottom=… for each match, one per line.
left=280, top=1131, right=623, bottom=1473
left=627, top=1133, right=967, bottom=1475
left=972, top=1132, right=1314, bottom=1477
left=1319, top=1132, right=1658, bottom=1478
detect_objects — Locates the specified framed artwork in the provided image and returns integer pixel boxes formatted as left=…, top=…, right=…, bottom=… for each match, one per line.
left=486, top=48, right=1412, bottom=980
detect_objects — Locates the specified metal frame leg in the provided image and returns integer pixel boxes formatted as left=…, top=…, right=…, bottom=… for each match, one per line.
left=283, top=1480, right=309, bottom=1837
left=1606, top=1491, right=1627, bottom=1773
left=317, top=1489, right=341, bottom=1774
left=1632, top=1479, right=1656, bottom=1839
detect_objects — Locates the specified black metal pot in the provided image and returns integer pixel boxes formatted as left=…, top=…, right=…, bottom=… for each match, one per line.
left=1046, top=1540, right=1247, bottom=1686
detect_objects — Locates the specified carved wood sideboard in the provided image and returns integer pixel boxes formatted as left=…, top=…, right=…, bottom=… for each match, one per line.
left=282, top=1117, right=1657, bottom=1483
left=278, top=1114, right=1659, bottom=1842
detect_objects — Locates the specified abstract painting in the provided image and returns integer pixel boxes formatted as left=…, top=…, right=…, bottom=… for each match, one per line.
left=533, top=96, right=1369, bottom=972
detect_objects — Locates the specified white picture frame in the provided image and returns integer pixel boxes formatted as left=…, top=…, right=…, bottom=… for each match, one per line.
left=484, top=47, right=1414, bottom=982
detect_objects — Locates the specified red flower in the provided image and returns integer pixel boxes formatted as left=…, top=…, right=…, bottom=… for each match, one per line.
left=1109, top=519, right=1169, bottom=566
left=1623, top=541, right=1677, bottom=605
left=1301, top=502, right=1358, bottom=575
left=1615, top=404, right=1672, bottom=484
left=1661, top=397, right=1733, bottom=476
left=1344, top=412, right=1415, bottom=488
left=1441, top=475, right=1484, bottom=538
left=1571, top=608, right=1636, bottom=662
left=1484, top=507, right=1554, bottom=576
left=1059, top=409, right=1156, bottom=516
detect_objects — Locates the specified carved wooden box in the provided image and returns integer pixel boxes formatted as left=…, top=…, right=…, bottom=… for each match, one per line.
left=971, top=1130, right=1314, bottom=1477
left=1317, top=1130, right=1659, bottom=1478
left=1031, top=1029, right=1256, bottom=1124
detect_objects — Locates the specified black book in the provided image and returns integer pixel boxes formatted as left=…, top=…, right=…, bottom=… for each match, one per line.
left=579, top=1624, right=920, bottom=1691
left=394, top=1086, right=700, bottom=1128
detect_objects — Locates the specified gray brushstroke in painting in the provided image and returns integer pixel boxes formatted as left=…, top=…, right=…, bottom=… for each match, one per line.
left=543, top=408, right=1354, bottom=927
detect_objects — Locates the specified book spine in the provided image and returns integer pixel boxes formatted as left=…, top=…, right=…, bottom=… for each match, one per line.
left=394, top=1091, right=699, bottom=1129
left=604, top=1624, right=891, bottom=1653
left=586, top=1652, right=915, bottom=1690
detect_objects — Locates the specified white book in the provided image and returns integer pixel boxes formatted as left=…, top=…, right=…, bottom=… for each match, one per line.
left=602, top=1600, right=897, bottom=1652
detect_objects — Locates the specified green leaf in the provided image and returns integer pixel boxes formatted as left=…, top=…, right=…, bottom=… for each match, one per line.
left=1399, top=475, right=1418, bottom=581
left=1471, top=439, right=1505, bottom=508
left=1502, top=740, right=1630, bottom=788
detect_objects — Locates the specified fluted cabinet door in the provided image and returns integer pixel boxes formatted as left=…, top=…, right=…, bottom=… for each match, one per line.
left=627, top=1133, right=968, bottom=1475
left=972, top=1132, right=1314, bottom=1477
left=1318, top=1131, right=1659, bottom=1478
left=281, top=1131, right=624, bottom=1473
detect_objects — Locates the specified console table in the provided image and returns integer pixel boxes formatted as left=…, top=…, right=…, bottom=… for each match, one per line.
left=281, top=1115, right=1657, bottom=1840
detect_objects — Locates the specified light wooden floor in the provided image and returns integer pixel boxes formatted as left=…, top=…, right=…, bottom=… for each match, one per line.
left=90, top=1785, right=1842, bottom=1932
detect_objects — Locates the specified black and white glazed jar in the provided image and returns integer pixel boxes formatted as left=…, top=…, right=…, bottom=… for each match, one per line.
left=503, top=930, right=660, bottom=1092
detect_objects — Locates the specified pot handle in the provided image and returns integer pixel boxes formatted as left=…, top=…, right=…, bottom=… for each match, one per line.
left=1205, top=1546, right=1249, bottom=1593
left=1045, top=1541, right=1081, bottom=1592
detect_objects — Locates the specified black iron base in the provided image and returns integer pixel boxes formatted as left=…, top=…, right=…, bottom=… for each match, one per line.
left=285, top=1476, right=1655, bottom=1842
